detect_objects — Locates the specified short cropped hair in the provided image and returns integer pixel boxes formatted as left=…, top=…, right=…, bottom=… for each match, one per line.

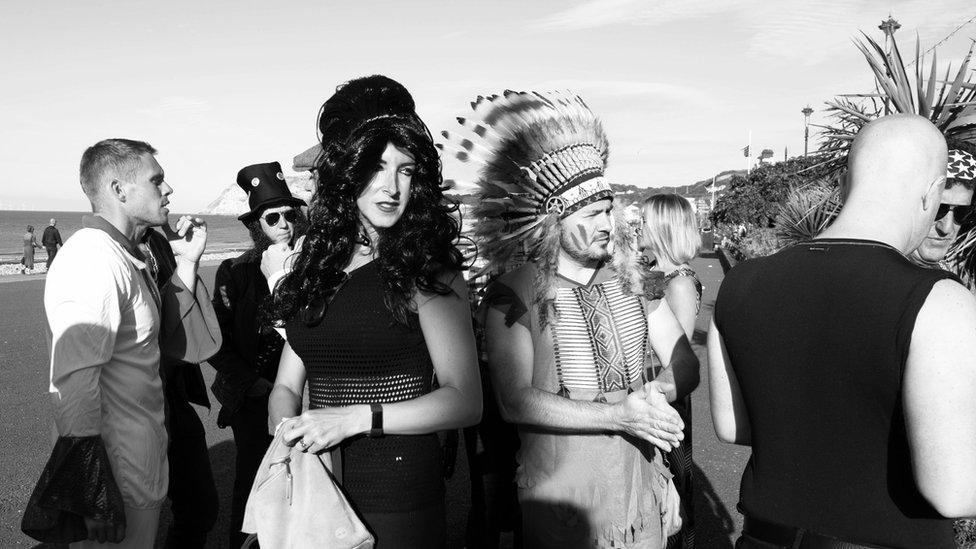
left=641, top=193, right=702, bottom=266
left=79, top=139, right=157, bottom=203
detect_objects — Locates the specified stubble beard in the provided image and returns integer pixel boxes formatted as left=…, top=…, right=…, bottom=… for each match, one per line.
left=560, top=232, right=610, bottom=265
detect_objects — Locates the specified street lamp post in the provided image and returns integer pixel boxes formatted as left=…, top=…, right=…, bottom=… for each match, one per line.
left=879, top=15, right=900, bottom=114
left=802, top=105, right=814, bottom=157
left=878, top=15, right=901, bottom=53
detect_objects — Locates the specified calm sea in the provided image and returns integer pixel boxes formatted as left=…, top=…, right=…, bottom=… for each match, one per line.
left=0, top=210, right=250, bottom=263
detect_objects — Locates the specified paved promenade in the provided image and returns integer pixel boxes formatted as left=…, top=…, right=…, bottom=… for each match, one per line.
left=0, top=254, right=748, bottom=548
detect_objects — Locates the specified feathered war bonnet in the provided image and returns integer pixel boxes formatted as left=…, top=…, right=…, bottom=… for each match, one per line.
left=441, top=91, right=649, bottom=323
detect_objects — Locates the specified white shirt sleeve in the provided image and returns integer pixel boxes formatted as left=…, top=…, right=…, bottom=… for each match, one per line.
left=46, top=246, right=123, bottom=437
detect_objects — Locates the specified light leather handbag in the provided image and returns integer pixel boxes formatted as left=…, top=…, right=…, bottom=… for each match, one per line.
left=241, top=419, right=374, bottom=549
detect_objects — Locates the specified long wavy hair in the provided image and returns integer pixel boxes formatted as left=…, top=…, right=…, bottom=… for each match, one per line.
left=267, top=79, right=462, bottom=327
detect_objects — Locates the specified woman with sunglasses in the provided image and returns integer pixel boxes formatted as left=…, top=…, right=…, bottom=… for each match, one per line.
left=208, top=161, right=307, bottom=549
left=266, top=75, right=481, bottom=547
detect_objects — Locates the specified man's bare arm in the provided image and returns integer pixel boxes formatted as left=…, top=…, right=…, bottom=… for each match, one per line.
left=904, top=278, right=976, bottom=517
left=707, top=318, right=751, bottom=445
left=484, top=308, right=683, bottom=453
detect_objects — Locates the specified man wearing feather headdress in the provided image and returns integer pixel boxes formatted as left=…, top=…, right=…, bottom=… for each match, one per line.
left=449, top=91, right=699, bottom=548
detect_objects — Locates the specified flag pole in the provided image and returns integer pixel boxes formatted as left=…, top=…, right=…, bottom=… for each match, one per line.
left=711, top=175, right=717, bottom=209
left=746, top=130, right=752, bottom=175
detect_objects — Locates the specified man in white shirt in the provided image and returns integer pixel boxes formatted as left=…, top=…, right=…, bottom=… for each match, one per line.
left=39, top=139, right=209, bottom=547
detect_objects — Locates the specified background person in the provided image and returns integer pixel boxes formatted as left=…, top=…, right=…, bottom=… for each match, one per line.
left=42, top=218, right=62, bottom=267
left=209, top=161, right=306, bottom=548
left=641, top=193, right=703, bottom=549
left=22, top=225, right=40, bottom=273
left=266, top=75, right=482, bottom=548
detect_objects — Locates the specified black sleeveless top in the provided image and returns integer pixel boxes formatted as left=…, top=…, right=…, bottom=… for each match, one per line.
left=286, top=261, right=444, bottom=513
left=713, top=239, right=958, bottom=548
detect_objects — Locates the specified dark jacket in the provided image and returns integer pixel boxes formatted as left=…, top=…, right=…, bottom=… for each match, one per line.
left=209, top=253, right=284, bottom=428
left=42, top=226, right=62, bottom=248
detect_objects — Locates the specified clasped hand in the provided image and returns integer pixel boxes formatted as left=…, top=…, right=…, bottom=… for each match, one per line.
left=83, top=516, right=125, bottom=544
left=611, top=381, right=684, bottom=453
left=261, top=235, right=304, bottom=279
left=280, top=405, right=366, bottom=454
left=163, top=215, right=208, bottom=263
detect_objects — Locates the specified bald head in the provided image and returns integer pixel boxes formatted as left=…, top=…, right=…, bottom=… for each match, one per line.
left=848, top=114, right=947, bottom=196
left=836, top=115, right=948, bottom=250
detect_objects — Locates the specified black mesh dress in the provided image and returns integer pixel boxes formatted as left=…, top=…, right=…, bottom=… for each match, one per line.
left=286, top=261, right=446, bottom=547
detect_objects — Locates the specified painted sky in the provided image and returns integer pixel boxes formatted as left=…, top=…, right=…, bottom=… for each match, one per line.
left=1, top=0, right=974, bottom=212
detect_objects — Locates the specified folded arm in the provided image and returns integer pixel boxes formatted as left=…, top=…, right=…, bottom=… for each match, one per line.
left=646, top=297, right=700, bottom=402
left=43, top=257, right=126, bottom=540
left=707, top=318, right=751, bottom=445
left=904, top=279, right=976, bottom=517
left=484, top=305, right=682, bottom=454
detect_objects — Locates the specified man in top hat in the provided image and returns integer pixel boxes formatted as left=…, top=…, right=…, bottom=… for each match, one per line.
left=208, top=161, right=306, bottom=548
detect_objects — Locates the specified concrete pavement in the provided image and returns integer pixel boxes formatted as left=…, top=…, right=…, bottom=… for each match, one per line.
left=0, top=255, right=748, bottom=548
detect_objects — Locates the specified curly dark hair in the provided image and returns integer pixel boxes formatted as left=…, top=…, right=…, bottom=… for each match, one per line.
left=267, top=76, right=463, bottom=327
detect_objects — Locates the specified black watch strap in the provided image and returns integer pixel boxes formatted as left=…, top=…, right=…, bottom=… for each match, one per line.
left=369, top=403, right=383, bottom=437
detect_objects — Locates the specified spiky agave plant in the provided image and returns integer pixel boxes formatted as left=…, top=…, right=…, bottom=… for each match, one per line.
left=817, top=31, right=976, bottom=281
left=774, top=180, right=843, bottom=247
left=818, top=33, right=976, bottom=173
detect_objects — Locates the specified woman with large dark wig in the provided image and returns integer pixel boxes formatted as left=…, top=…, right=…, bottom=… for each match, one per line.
left=266, top=75, right=482, bottom=547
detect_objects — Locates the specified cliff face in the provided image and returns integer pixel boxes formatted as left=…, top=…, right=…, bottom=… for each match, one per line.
left=201, top=172, right=316, bottom=216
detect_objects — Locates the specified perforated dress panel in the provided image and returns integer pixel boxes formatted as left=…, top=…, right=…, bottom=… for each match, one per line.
left=286, top=261, right=444, bottom=513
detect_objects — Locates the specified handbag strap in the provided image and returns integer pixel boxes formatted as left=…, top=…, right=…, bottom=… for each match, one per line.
left=330, top=447, right=343, bottom=485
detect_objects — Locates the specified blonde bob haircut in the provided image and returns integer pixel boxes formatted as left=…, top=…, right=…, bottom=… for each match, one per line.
left=641, top=193, right=701, bottom=266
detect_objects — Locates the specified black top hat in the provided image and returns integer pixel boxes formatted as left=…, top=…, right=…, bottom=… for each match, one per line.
left=236, top=162, right=306, bottom=221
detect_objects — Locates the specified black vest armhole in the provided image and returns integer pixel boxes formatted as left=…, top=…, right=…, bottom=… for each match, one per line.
left=896, top=270, right=962, bottom=375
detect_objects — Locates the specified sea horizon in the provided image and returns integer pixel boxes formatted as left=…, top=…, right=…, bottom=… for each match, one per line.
left=0, top=209, right=250, bottom=263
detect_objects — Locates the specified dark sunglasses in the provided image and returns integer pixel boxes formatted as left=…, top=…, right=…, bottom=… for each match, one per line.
left=935, top=203, right=974, bottom=224
left=263, top=209, right=298, bottom=226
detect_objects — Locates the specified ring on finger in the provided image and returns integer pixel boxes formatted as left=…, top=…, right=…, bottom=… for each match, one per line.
left=298, top=439, right=310, bottom=451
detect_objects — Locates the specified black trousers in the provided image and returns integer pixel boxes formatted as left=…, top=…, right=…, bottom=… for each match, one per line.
left=45, top=246, right=57, bottom=267
left=229, top=394, right=273, bottom=549
left=165, top=394, right=219, bottom=548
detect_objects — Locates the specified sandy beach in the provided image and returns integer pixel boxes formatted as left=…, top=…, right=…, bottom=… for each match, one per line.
left=0, top=254, right=747, bottom=548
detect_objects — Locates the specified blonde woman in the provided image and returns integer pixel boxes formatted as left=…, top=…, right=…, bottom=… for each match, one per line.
left=641, top=193, right=703, bottom=549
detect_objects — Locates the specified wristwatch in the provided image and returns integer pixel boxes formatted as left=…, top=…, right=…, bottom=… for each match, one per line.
left=369, top=403, right=383, bottom=437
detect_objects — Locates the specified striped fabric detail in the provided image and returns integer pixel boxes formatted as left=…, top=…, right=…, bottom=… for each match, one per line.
left=551, top=277, right=647, bottom=392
